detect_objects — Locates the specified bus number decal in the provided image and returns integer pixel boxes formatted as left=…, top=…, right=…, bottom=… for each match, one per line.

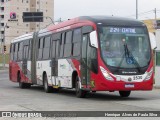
left=110, top=28, right=120, bottom=33
left=133, top=76, right=142, bottom=80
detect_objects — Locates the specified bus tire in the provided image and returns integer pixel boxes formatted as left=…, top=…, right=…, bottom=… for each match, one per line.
left=25, top=84, right=31, bottom=88
left=75, top=76, right=87, bottom=98
left=43, top=74, right=53, bottom=93
left=119, top=91, right=131, bottom=97
left=53, top=88, right=59, bottom=93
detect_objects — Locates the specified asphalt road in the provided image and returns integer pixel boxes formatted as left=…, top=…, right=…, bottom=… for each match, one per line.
left=0, top=70, right=160, bottom=120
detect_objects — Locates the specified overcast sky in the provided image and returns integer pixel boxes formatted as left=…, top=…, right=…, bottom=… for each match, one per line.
left=54, top=0, right=160, bottom=21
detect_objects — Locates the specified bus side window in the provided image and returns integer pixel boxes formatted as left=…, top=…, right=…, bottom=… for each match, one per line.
left=23, top=45, right=29, bottom=60
left=52, top=41, right=56, bottom=58
left=28, top=40, right=31, bottom=60
left=13, top=44, right=16, bottom=61
left=56, top=41, right=60, bottom=58
left=17, top=43, right=20, bottom=61
left=23, top=39, right=30, bottom=60
left=52, top=33, right=61, bottom=58
left=82, top=34, right=98, bottom=74
left=64, top=31, right=72, bottom=57
left=43, top=36, right=51, bottom=60
left=17, top=42, right=19, bottom=61
left=10, top=44, right=12, bottom=53
left=14, top=43, right=18, bottom=61
left=60, top=33, right=65, bottom=58
left=88, top=37, right=98, bottom=74
left=73, top=28, right=81, bottom=57
left=18, top=42, right=23, bottom=61
left=38, top=38, right=44, bottom=60
left=10, top=43, right=14, bottom=60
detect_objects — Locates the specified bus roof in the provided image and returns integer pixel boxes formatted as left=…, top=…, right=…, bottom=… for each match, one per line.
left=11, top=16, right=146, bottom=43
left=78, top=16, right=145, bottom=26
left=48, top=16, right=145, bottom=30
left=11, top=32, right=33, bottom=43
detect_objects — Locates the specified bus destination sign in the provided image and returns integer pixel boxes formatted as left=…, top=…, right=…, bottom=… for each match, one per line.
left=110, top=28, right=136, bottom=34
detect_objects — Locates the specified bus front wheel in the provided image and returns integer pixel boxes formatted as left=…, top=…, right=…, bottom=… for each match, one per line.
left=75, top=76, right=87, bottom=98
left=119, top=91, right=131, bottom=97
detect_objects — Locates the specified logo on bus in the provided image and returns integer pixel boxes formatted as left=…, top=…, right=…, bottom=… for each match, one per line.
left=128, top=77, right=132, bottom=81
left=60, top=64, right=66, bottom=69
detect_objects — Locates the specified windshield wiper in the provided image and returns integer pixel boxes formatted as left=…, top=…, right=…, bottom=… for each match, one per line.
left=123, top=43, right=141, bottom=72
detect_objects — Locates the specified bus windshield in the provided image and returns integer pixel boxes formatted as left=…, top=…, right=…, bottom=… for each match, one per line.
left=99, top=26, right=151, bottom=68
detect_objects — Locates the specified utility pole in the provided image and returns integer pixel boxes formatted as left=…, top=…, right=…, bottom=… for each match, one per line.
left=3, top=24, right=6, bottom=68
left=136, top=0, right=138, bottom=19
left=0, top=16, right=2, bottom=54
left=154, top=8, right=157, bottom=20
left=39, top=0, right=40, bottom=30
left=154, top=8, right=157, bottom=29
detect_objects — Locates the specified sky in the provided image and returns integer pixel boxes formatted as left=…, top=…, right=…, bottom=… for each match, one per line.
left=54, top=0, right=160, bottom=21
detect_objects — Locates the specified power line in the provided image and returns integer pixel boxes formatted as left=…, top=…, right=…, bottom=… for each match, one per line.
left=126, top=9, right=160, bottom=20
left=126, top=10, right=154, bottom=17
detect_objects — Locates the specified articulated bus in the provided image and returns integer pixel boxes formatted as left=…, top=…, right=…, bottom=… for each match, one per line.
left=9, top=16, right=155, bottom=98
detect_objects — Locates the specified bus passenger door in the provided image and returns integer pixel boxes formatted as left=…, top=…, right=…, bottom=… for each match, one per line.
left=51, top=40, right=58, bottom=86
left=81, top=34, right=90, bottom=88
left=23, top=39, right=32, bottom=82
left=23, top=45, right=29, bottom=77
left=22, top=58, right=27, bottom=76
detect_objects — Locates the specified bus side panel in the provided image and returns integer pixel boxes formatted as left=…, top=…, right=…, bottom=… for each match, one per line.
left=71, top=59, right=81, bottom=77
left=9, top=61, right=32, bottom=83
left=36, top=60, right=51, bottom=85
left=26, top=61, right=32, bottom=83
left=55, top=59, right=74, bottom=88
left=9, top=61, right=13, bottom=81
left=9, top=61, right=19, bottom=82
left=36, top=60, right=44, bottom=85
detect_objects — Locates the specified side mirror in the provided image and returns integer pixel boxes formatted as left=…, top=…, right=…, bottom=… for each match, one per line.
left=149, top=32, right=157, bottom=50
left=89, top=31, right=98, bottom=48
left=90, top=47, right=98, bottom=74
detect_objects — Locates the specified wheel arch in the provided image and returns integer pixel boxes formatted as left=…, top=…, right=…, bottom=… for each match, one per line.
left=17, top=70, right=21, bottom=82
left=72, top=70, right=78, bottom=88
left=42, top=71, right=47, bottom=85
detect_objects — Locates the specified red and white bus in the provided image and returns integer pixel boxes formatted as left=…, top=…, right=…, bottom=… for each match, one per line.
left=9, top=16, right=155, bottom=98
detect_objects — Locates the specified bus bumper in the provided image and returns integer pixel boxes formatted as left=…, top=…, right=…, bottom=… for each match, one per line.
left=92, top=79, right=153, bottom=91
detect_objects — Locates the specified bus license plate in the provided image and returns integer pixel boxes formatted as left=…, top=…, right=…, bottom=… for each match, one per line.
left=125, top=84, right=134, bottom=88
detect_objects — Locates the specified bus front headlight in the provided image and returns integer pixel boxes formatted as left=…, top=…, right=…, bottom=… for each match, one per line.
left=144, top=68, right=153, bottom=81
left=100, top=66, right=114, bottom=81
